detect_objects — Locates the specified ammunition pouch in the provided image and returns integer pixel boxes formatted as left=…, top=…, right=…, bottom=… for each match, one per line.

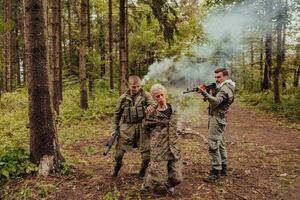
left=122, top=106, right=146, bottom=124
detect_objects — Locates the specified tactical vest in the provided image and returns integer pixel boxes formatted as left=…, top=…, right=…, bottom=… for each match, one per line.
left=121, top=91, right=147, bottom=124
left=209, top=83, right=235, bottom=117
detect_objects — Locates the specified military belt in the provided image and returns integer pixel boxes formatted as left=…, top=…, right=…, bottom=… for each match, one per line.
left=210, top=111, right=226, bottom=118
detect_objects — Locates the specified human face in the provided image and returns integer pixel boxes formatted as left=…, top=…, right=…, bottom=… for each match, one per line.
left=129, top=81, right=141, bottom=95
left=153, top=89, right=167, bottom=106
left=214, top=72, right=227, bottom=85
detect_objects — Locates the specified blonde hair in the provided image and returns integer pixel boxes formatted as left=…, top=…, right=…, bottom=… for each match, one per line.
left=150, top=84, right=167, bottom=96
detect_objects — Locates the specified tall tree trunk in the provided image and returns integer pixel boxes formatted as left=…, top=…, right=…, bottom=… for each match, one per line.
left=99, top=19, right=106, bottom=79
left=8, top=0, right=13, bottom=92
left=262, top=33, right=272, bottom=90
left=87, top=0, right=94, bottom=94
left=119, top=0, right=126, bottom=95
left=58, top=0, right=63, bottom=102
left=23, top=0, right=28, bottom=86
left=274, top=2, right=283, bottom=104
left=259, top=36, right=264, bottom=90
left=51, top=0, right=61, bottom=114
left=281, top=0, right=288, bottom=89
left=262, top=1, right=273, bottom=90
left=108, top=0, right=114, bottom=89
left=13, top=0, right=21, bottom=87
left=125, top=0, right=129, bottom=80
left=66, top=0, right=75, bottom=75
left=79, top=0, right=88, bottom=109
left=250, top=42, right=254, bottom=67
left=25, top=0, right=63, bottom=175
left=294, top=44, right=300, bottom=87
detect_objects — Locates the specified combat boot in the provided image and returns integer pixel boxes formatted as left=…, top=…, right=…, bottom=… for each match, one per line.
left=221, top=163, right=227, bottom=176
left=138, top=168, right=146, bottom=180
left=203, top=168, right=220, bottom=183
left=138, top=160, right=149, bottom=180
left=111, top=162, right=122, bottom=177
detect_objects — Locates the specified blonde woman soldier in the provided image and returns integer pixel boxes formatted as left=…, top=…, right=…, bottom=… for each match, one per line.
left=141, top=84, right=182, bottom=195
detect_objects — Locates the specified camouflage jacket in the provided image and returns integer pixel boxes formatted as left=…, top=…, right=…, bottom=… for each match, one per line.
left=143, top=104, right=181, bottom=161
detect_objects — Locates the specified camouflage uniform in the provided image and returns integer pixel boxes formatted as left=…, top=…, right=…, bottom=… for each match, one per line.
left=142, top=104, right=182, bottom=194
left=202, top=80, right=235, bottom=171
left=113, top=89, right=155, bottom=174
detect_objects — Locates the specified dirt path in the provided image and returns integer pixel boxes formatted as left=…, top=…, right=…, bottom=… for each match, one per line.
left=2, top=104, right=299, bottom=200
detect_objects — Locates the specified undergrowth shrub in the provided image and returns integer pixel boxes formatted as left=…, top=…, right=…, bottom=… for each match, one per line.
left=0, top=147, right=37, bottom=185
left=238, top=89, right=300, bottom=120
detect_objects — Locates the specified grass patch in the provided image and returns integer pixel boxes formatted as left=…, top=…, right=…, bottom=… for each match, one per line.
left=237, top=89, right=300, bottom=121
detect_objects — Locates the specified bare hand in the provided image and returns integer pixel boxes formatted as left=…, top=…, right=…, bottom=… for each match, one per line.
left=146, top=105, right=155, bottom=114
left=198, top=84, right=206, bottom=93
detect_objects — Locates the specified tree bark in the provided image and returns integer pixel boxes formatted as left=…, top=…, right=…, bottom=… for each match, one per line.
left=51, top=0, right=61, bottom=114
left=12, top=0, right=21, bottom=87
left=25, top=0, right=63, bottom=175
left=119, top=0, right=126, bottom=95
left=66, top=0, right=76, bottom=76
left=259, top=36, right=264, bottom=90
left=23, top=0, right=28, bottom=86
left=108, top=0, right=114, bottom=89
left=125, top=0, right=129, bottom=80
left=262, top=1, right=273, bottom=91
left=8, top=0, right=13, bottom=92
left=58, top=0, right=63, bottom=102
left=294, top=44, right=300, bottom=87
left=250, top=42, right=254, bottom=67
left=87, top=0, right=94, bottom=94
left=79, top=0, right=88, bottom=109
left=274, top=2, right=283, bottom=104
left=99, top=19, right=106, bottom=79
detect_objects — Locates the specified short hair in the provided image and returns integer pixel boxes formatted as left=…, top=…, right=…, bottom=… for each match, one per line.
left=214, top=68, right=229, bottom=76
left=128, top=75, right=141, bottom=84
left=150, top=84, right=167, bottom=96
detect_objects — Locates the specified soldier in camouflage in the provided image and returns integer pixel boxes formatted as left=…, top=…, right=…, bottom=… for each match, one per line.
left=141, top=84, right=182, bottom=195
left=198, top=68, right=235, bottom=182
left=111, top=75, right=155, bottom=179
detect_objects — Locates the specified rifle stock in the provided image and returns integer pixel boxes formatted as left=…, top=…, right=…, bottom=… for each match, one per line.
left=103, top=130, right=120, bottom=156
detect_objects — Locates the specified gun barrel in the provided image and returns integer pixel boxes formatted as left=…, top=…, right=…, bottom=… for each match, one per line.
left=183, top=87, right=198, bottom=94
left=103, top=146, right=110, bottom=156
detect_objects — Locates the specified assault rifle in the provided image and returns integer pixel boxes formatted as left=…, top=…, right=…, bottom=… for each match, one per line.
left=103, top=129, right=120, bottom=156
left=183, top=83, right=216, bottom=94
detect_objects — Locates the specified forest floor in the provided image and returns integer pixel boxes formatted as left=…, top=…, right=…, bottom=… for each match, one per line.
left=1, top=103, right=300, bottom=200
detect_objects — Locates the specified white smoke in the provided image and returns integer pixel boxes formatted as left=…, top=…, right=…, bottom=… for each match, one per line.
left=142, top=0, right=284, bottom=87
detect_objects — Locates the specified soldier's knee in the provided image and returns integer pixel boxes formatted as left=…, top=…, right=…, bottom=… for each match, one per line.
left=115, top=150, right=125, bottom=163
left=141, top=151, right=150, bottom=162
left=208, top=139, right=219, bottom=152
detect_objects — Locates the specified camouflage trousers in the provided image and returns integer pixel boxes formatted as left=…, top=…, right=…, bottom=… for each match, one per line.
left=114, top=149, right=150, bottom=170
left=143, top=159, right=182, bottom=194
left=208, top=115, right=228, bottom=170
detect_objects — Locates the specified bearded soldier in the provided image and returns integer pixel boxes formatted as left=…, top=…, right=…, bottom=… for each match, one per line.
left=111, top=75, right=155, bottom=179
left=198, top=68, right=235, bottom=182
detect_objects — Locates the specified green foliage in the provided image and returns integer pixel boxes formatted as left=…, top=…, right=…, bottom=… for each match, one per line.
left=103, top=187, right=121, bottom=200
left=0, top=147, right=38, bottom=185
left=20, top=186, right=35, bottom=199
left=238, top=88, right=300, bottom=120
left=59, top=79, right=118, bottom=125
left=0, top=89, right=29, bottom=154
left=37, top=184, right=56, bottom=198
left=59, top=161, right=74, bottom=175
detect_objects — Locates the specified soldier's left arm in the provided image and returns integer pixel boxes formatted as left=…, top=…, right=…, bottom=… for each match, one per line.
left=202, top=86, right=231, bottom=109
left=144, top=92, right=156, bottom=112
